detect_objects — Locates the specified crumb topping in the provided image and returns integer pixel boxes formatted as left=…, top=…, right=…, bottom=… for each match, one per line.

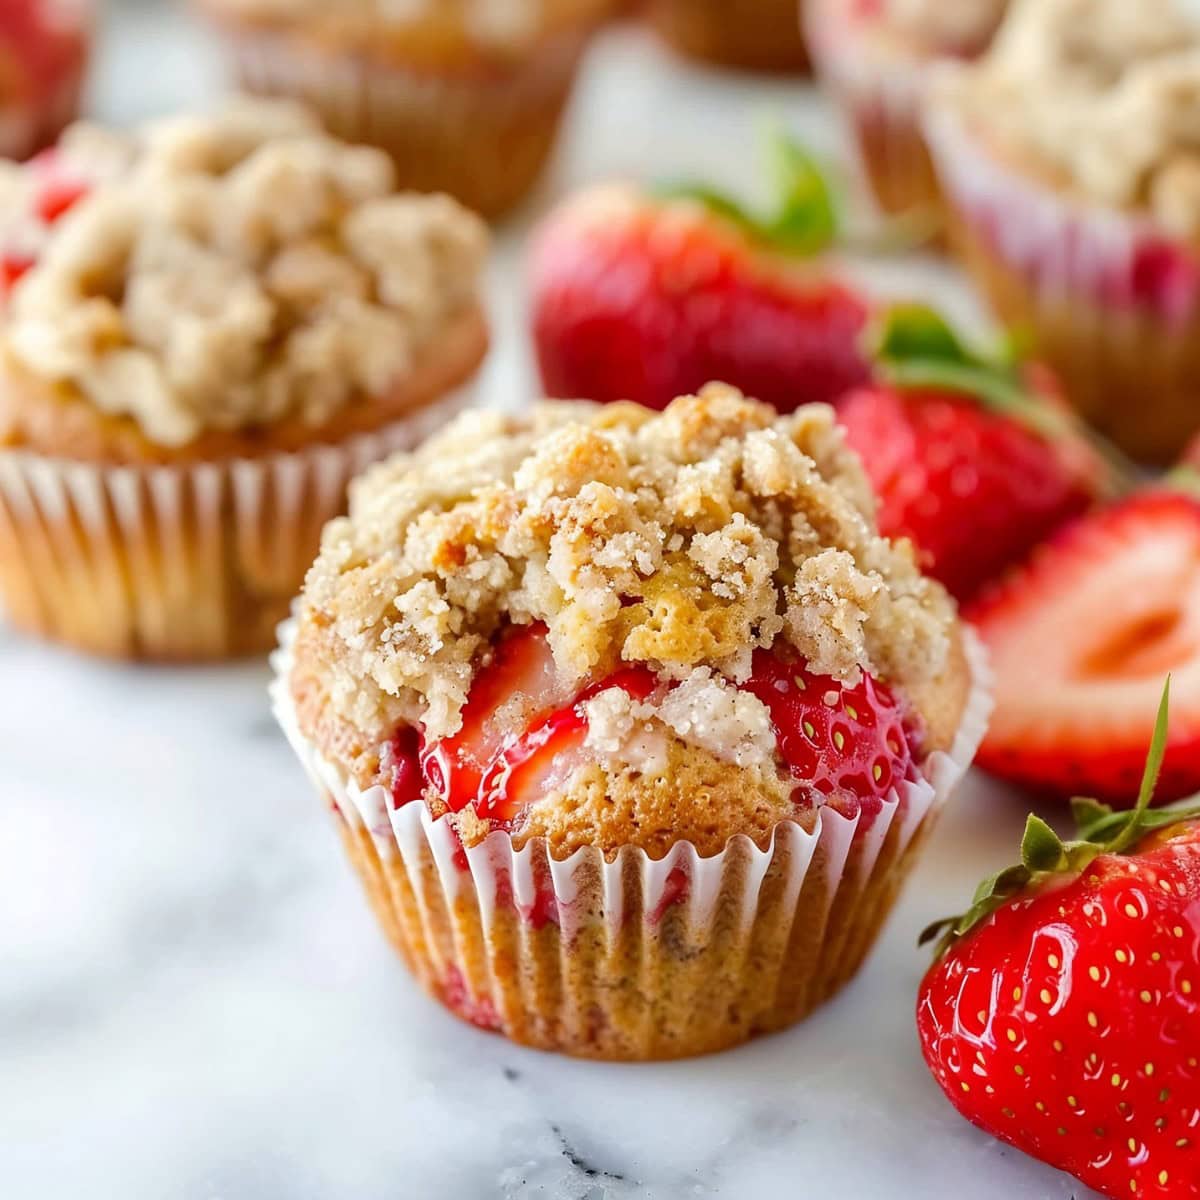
left=298, top=386, right=958, bottom=749
left=2, top=101, right=488, bottom=446
left=937, top=0, right=1200, bottom=237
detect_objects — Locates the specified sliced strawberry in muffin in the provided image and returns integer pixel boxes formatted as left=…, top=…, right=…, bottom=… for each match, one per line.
left=968, top=487, right=1200, bottom=802
left=742, top=649, right=921, bottom=829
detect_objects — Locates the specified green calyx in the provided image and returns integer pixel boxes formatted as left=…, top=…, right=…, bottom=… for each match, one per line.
left=652, top=124, right=841, bottom=258
left=921, top=678, right=1200, bottom=959
left=873, top=304, right=1133, bottom=492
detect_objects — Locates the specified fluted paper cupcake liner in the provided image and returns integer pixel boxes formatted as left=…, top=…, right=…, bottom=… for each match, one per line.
left=0, top=385, right=473, bottom=660
left=806, top=2, right=942, bottom=222
left=271, top=618, right=992, bottom=1060
left=926, top=102, right=1200, bottom=463
left=217, top=25, right=588, bottom=218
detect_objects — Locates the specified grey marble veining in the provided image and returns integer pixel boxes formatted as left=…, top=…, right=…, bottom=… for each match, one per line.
left=1, top=5, right=1099, bottom=1197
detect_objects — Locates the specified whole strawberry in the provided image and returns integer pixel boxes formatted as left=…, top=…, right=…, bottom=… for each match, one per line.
left=918, top=685, right=1200, bottom=1199
left=838, top=306, right=1114, bottom=602
left=529, top=132, right=871, bottom=412
left=969, top=484, right=1200, bottom=804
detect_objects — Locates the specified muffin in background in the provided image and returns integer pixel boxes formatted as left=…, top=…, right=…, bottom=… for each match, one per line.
left=649, top=0, right=810, bottom=72
left=0, top=1, right=92, bottom=162
left=0, top=101, right=489, bottom=660
left=926, top=0, right=1200, bottom=464
left=197, top=0, right=611, bottom=218
left=272, top=386, right=989, bottom=1060
left=806, top=0, right=1007, bottom=223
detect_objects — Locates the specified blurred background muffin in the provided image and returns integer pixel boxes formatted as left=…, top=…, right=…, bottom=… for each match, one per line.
left=0, top=100, right=489, bottom=659
left=647, top=0, right=810, bottom=72
left=195, top=0, right=613, bottom=218
left=0, top=0, right=93, bottom=162
left=807, top=0, right=1007, bottom=224
left=926, top=0, right=1200, bottom=463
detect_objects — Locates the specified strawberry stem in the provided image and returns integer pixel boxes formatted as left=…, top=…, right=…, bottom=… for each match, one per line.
left=872, top=304, right=1136, bottom=496
left=922, top=678, right=1200, bottom=958
left=651, top=126, right=842, bottom=257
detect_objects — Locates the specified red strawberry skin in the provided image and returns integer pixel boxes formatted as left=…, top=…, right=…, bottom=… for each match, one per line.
left=967, top=492, right=1200, bottom=803
left=530, top=185, right=871, bottom=413
left=388, top=626, right=921, bottom=839
left=918, top=822, right=1200, bottom=1199
left=838, top=382, right=1096, bottom=602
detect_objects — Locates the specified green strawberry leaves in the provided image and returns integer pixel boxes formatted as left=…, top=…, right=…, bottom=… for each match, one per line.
left=921, top=678, right=1200, bottom=958
left=873, top=304, right=1134, bottom=493
left=874, top=305, right=1060, bottom=433
left=652, top=126, right=842, bottom=257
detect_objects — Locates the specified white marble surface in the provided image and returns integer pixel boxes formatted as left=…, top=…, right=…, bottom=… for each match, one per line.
left=1, top=5, right=1101, bottom=1198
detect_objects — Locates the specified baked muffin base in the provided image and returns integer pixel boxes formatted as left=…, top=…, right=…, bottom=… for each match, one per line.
left=0, top=384, right=475, bottom=661
left=927, top=105, right=1200, bottom=465
left=216, top=25, right=589, bottom=219
left=648, top=0, right=810, bottom=72
left=271, top=619, right=991, bottom=1061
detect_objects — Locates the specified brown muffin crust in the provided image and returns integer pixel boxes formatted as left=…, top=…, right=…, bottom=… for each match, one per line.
left=290, top=387, right=969, bottom=858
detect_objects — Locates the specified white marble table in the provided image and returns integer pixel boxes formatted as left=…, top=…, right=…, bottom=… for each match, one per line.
left=0, top=6, right=1101, bottom=1197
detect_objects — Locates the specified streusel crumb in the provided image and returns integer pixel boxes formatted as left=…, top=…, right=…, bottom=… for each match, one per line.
left=2, top=101, right=488, bottom=447
left=298, top=386, right=957, bottom=747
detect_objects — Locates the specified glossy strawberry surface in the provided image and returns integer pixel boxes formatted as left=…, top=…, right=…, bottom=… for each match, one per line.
left=918, top=822, right=1200, bottom=1199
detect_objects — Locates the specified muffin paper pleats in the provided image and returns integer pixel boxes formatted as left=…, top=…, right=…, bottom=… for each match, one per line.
left=0, top=384, right=474, bottom=661
left=219, top=26, right=589, bottom=219
left=271, top=616, right=992, bottom=1060
left=925, top=103, right=1200, bottom=464
left=806, top=0, right=944, bottom=224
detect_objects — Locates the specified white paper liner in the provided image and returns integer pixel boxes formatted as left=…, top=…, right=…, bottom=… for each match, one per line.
left=270, top=615, right=992, bottom=1059
left=213, top=23, right=588, bottom=218
left=925, top=99, right=1200, bottom=460
left=925, top=102, right=1200, bottom=327
left=0, top=383, right=474, bottom=660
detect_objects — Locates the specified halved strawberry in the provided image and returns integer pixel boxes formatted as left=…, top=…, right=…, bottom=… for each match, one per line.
left=530, top=131, right=871, bottom=412
left=968, top=489, right=1200, bottom=803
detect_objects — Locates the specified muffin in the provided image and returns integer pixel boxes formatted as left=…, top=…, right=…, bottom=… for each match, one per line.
left=648, top=0, right=810, bottom=73
left=271, top=385, right=990, bottom=1060
left=197, top=0, right=610, bottom=218
left=806, top=0, right=1007, bottom=222
left=0, top=1, right=92, bottom=162
left=0, top=101, right=489, bottom=660
left=925, top=0, right=1200, bottom=463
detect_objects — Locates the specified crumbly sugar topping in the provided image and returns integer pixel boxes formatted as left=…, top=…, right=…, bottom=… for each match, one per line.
left=938, top=0, right=1200, bottom=237
left=299, top=386, right=957, bottom=749
left=3, top=101, right=488, bottom=446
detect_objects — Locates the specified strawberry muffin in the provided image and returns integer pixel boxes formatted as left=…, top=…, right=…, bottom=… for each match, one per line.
left=925, top=0, right=1200, bottom=463
left=648, top=0, right=810, bottom=73
left=0, top=1, right=92, bottom=163
left=196, top=0, right=611, bottom=218
left=806, top=0, right=1007, bottom=222
left=0, top=101, right=489, bottom=660
left=272, top=385, right=990, bottom=1059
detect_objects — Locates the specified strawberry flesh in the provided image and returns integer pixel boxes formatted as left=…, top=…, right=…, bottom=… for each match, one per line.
left=969, top=490, right=1200, bottom=803
left=918, top=821, right=1200, bottom=1199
